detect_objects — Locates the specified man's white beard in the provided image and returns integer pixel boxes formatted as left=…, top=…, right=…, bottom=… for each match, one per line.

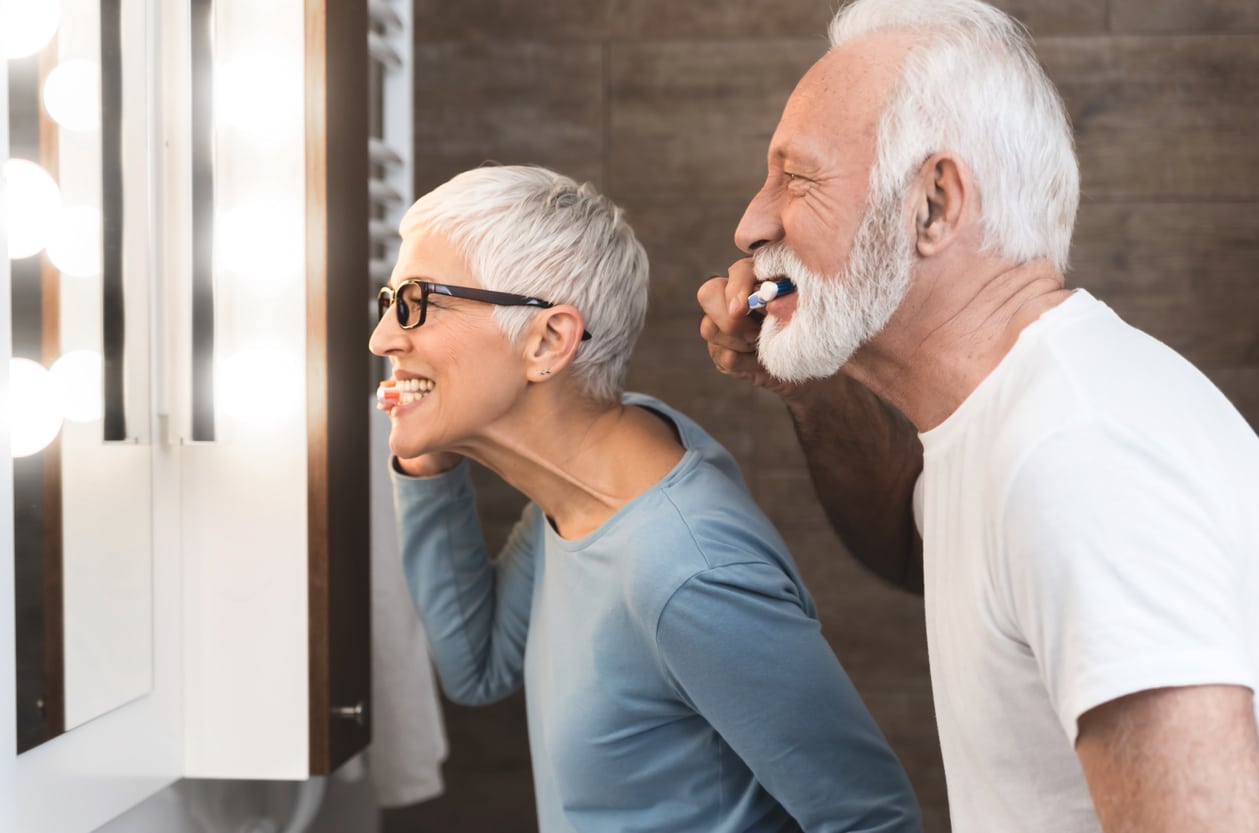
left=754, top=191, right=914, bottom=383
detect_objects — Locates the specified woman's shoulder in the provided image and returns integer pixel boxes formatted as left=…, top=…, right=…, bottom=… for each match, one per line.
left=609, top=393, right=812, bottom=611
left=622, top=392, right=749, bottom=488
left=614, top=454, right=805, bottom=597
left=615, top=483, right=817, bottom=641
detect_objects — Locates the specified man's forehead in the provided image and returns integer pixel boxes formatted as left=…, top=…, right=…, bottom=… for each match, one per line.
left=772, top=33, right=918, bottom=156
left=794, top=32, right=918, bottom=109
left=769, top=59, right=867, bottom=163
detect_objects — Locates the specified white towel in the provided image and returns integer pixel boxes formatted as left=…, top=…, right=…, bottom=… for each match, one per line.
left=365, top=405, right=448, bottom=808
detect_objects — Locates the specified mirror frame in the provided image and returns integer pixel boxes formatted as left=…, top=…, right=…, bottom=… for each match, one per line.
left=10, top=1, right=181, bottom=827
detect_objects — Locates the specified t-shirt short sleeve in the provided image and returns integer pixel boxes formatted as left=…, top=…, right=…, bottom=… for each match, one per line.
left=1000, top=420, right=1255, bottom=741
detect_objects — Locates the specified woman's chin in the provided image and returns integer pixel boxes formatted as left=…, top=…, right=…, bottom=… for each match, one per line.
left=388, top=432, right=431, bottom=462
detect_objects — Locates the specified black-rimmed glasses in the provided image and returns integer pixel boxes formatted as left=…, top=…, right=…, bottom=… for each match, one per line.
left=377, top=279, right=593, bottom=340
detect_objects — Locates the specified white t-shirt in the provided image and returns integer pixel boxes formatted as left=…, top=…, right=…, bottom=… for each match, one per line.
left=916, top=290, right=1259, bottom=833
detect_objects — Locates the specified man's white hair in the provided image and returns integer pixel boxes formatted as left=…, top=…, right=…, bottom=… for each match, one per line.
left=400, top=165, right=649, bottom=404
left=830, top=0, right=1079, bottom=271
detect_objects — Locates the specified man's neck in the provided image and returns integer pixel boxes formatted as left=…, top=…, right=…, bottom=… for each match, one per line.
left=845, top=259, right=1071, bottom=432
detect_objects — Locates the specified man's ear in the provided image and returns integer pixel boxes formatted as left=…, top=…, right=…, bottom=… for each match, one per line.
left=913, top=153, right=968, bottom=257
left=523, top=305, right=586, bottom=383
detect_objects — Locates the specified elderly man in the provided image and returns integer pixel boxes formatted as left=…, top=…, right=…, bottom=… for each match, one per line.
left=697, top=1, right=1259, bottom=831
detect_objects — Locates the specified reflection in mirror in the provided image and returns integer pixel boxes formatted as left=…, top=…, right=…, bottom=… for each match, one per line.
left=7, top=0, right=154, bottom=753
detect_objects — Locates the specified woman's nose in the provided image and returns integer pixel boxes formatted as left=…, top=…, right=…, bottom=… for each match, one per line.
left=368, top=311, right=403, bottom=356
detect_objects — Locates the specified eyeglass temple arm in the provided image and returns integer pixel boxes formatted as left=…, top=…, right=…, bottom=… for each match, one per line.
left=414, top=282, right=593, bottom=339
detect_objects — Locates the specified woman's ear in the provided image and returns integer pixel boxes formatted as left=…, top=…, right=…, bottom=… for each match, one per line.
left=523, top=305, right=586, bottom=383
left=913, top=153, right=968, bottom=257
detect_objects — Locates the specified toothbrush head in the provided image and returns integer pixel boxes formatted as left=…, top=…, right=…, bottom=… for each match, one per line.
left=746, top=279, right=797, bottom=311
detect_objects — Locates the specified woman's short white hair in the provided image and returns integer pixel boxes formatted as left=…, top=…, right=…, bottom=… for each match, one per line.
left=399, top=165, right=649, bottom=404
left=830, top=0, right=1079, bottom=271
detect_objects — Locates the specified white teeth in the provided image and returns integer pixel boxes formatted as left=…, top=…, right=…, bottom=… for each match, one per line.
left=393, top=377, right=435, bottom=404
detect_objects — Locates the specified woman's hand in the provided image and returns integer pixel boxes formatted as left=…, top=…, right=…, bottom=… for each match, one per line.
left=395, top=451, right=464, bottom=478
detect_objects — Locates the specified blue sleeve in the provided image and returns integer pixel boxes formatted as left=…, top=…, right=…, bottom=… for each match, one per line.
left=391, top=458, right=538, bottom=706
left=656, top=562, right=922, bottom=833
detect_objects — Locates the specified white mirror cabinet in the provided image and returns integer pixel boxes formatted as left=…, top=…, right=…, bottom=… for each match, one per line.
left=0, top=0, right=405, bottom=829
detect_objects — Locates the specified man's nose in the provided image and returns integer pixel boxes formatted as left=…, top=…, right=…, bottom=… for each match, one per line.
left=734, top=183, right=783, bottom=254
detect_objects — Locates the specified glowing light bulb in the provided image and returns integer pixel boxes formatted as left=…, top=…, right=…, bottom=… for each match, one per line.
left=7, top=358, right=63, bottom=457
left=217, top=199, right=303, bottom=281
left=43, top=60, right=101, bottom=132
left=50, top=350, right=104, bottom=423
left=47, top=205, right=102, bottom=277
left=215, top=55, right=302, bottom=141
left=3, top=0, right=60, bottom=60
left=3, top=158, right=62, bottom=259
left=216, top=347, right=303, bottom=426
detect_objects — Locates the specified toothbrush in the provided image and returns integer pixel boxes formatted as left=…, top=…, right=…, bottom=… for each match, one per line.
left=747, top=279, right=796, bottom=310
left=377, top=380, right=400, bottom=407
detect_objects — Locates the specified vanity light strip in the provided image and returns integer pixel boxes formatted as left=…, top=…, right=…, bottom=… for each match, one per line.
left=189, top=0, right=216, bottom=441
left=101, top=0, right=128, bottom=442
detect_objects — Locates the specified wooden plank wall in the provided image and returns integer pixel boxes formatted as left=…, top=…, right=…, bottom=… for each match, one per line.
left=390, top=2, right=1259, bottom=831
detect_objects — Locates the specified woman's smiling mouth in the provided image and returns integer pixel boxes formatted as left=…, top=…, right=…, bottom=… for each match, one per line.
left=377, top=376, right=436, bottom=411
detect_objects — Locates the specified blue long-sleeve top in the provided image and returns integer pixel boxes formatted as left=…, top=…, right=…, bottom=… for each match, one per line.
left=392, top=393, right=922, bottom=833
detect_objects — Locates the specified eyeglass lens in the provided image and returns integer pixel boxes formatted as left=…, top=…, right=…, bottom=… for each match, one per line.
left=378, top=283, right=424, bottom=329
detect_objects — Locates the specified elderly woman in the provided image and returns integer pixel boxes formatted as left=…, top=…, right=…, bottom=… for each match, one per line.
left=369, top=165, right=920, bottom=833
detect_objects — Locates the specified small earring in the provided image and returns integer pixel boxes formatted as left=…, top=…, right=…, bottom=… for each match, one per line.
left=539, top=369, right=551, bottom=376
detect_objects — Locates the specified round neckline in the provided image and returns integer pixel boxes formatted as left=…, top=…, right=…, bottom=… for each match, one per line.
left=919, top=288, right=1094, bottom=453
left=542, top=446, right=701, bottom=552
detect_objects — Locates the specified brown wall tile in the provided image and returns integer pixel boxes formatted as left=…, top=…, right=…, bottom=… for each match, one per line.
left=1104, top=293, right=1259, bottom=368
left=991, top=0, right=1108, bottom=35
left=412, top=43, right=605, bottom=194
left=609, top=0, right=833, bottom=39
left=1039, top=35, right=1259, bottom=200
left=413, top=0, right=612, bottom=42
left=1071, top=203, right=1259, bottom=297
left=608, top=0, right=1112, bottom=40
left=1110, top=0, right=1259, bottom=34
left=1072, top=187, right=1259, bottom=409
left=613, top=192, right=750, bottom=319
left=607, top=39, right=823, bottom=197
